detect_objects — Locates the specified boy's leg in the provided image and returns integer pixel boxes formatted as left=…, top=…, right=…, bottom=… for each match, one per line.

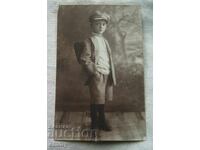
left=89, top=104, right=98, bottom=140
left=90, top=104, right=98, bottom=129
left=97, top=104, right=112, bottom=131
left=89, top=72, right=106, bottom=104
left=89, top=73, right=112, bottom=131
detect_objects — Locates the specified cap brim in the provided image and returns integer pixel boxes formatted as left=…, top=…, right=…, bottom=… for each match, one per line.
left=92, top=18, right=108, bottom=22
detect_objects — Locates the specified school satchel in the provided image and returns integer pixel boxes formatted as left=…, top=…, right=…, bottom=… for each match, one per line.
left=73, top=41, right=85, bottom=64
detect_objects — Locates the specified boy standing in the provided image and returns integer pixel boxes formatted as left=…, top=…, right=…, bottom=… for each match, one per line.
left=80, top=11, right=116, bottom=132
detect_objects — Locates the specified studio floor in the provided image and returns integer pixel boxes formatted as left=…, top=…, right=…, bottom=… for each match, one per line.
left=53, top=111, right=146, bottom=141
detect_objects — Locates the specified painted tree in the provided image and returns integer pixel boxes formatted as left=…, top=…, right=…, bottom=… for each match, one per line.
left=105, top=6, right=142, bottom=61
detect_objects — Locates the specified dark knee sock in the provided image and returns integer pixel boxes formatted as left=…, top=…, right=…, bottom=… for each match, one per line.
left=97, top=104, right=106, bottom=122
left=90, top=104, right=98, bottom=129
left=97, top=104, right=112, bottom=131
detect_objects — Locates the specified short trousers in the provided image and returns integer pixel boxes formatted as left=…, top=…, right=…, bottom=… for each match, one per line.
left=89, top=72, right=113, bottom=104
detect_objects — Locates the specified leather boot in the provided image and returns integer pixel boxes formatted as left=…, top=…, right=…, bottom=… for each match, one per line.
left=97, top=104, right=112, bottom=131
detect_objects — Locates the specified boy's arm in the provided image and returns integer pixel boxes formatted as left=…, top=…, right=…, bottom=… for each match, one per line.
left=80, top=38, right=96, bottom=75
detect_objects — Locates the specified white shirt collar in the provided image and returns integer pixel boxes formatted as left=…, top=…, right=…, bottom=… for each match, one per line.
left=91, top=32, right=103, bottom=37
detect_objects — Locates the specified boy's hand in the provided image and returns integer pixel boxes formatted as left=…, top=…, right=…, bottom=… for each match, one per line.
left=94, top=70, right=101, bottom=78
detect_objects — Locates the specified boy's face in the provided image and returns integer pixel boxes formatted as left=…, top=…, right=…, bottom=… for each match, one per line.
left=91, top=20, right=107, bottom=34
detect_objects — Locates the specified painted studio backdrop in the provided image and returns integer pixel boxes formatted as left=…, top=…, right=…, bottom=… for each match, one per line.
left=54, top=5, right=146, bottom=141
left=56, top=5, right=144, bottom=111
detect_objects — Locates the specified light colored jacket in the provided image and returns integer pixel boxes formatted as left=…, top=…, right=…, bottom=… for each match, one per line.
left=80, top=37, right=117, bottom=86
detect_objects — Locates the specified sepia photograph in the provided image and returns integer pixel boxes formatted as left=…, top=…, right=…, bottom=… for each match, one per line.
left=54, top=5, right=146, bottom=141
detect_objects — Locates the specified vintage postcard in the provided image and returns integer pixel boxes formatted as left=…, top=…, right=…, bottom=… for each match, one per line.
left=54, top=5, right=146, bottom=141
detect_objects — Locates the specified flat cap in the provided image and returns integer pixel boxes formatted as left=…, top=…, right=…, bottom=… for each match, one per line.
left=89, top=11, right=110, bottom=23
